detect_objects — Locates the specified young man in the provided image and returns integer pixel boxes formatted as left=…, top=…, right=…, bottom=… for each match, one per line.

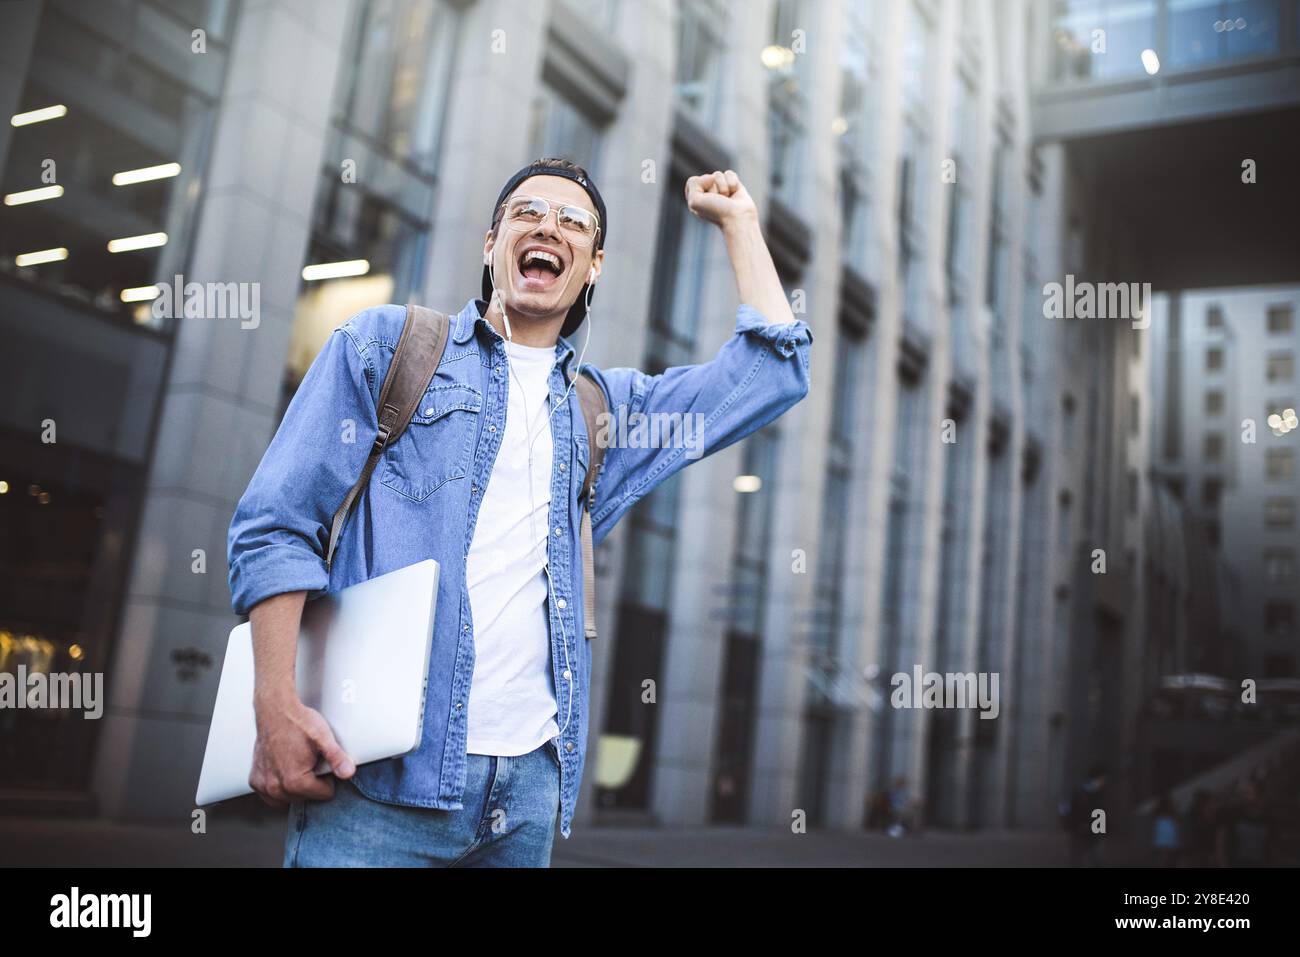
left=227, top=158, right=812, bottom=867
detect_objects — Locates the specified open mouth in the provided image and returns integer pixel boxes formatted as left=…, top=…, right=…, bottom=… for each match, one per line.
left=516, top=245, right=566, bottom=292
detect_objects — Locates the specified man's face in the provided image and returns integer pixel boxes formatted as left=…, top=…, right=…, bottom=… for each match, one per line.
left=484, top=174, right=603, bottom=322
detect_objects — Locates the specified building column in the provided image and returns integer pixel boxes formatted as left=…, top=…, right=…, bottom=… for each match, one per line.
left=571, top=0, right=676, bottom=831
left=418, top=0, right=549, bottom=310
left=91, top=0, right=354, bottom=820
left=829, top=0, right=908, bottom=831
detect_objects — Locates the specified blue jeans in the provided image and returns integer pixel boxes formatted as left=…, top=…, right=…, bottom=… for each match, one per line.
left=284, top=742, right=561, bottom=867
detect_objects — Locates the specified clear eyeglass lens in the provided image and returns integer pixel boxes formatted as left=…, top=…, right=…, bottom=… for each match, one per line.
left=558, top=207, right=596, bottom=238
left=507, top=198, right=548, bottom=223
left=506, top=198, right=596, bottom=244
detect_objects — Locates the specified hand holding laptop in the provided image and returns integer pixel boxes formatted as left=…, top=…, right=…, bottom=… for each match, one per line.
left=246, top=590, right=353, bottom=806
left=251, top=677, right=355, bottom=807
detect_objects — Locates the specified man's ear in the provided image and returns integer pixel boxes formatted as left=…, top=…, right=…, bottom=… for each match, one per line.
left=483, top=229, right=495, bottom=266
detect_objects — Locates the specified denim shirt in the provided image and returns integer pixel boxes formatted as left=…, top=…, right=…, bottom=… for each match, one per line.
left=227, top=297, right=812, bottom=837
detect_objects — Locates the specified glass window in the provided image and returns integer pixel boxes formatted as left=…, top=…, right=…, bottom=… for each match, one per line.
left=1, top=1, right=236, bottom=328
left=1169, top=0, right=1282, bottom=68
left=838, top=2, right=878, bottom=271
left=872, top=377, right=928, bottom=788
left=1018, top=179, right=1043, bottom=399
left=336, top=0, right=451, bottom=176
left=1062, top=393, right=1077, bottom=450
left=1206, top=303, right=1224, bottom=327
left=974, top=440, right=1013, bottom=764
left=620, top=474, right=682, bottom=611
left=811, top=325, right=866, bottom=660
left=946, top=71, right=977, bottom=301
left=901, top=1, right=934, bottom=109
left=647, top=175, right=709, bottom=369
left=830, top=329, right=867, bottom=447
left=1051, top=0, right=1158, bottom=82
left=897, top=141, right=915, bottom=263
left=1268, top=304, right=1294, bottom=333
left=766, top=0, right=810, bottom=205
left=1266, top=351, right=1295, bottom=382
left=732, top=427, right=781, bottom=636
left=1098, top=0, right=1158, bottom=78
left=1058, top=493, right=1074, bottom=556
left=1204, top=432, right=1223, bottom=460
left=530, top=80, right=606, bottom=179
left=711, top=629, right=761, bottom=823
left=1206, top=346, right=1224, bottom=370
left=985, top=142, right=1011, bottom=316
left=285, top=0, right=459, bottom=396
left=1203, top=476, right=1223, bottom=507
left=1265, top=497, right=1296, bottom=527
left=675, top=0, right=726, bottom=124
left=839, top=166, right=869, bottom=265
left=1264, top=601, right=1295, bottom=638
left=898, top=3, right=935, bottom=334
left=1267, top=448, right=1294, bottom=480
left=936, top=412, right=974, bottom=647
left=1205, top=389, right=1224, bottom=415
left=1264, top=548, right=1296, bottom=583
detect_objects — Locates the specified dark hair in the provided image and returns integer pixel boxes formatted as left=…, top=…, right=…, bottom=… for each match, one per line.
left=489, top=157, right=594, bottom=235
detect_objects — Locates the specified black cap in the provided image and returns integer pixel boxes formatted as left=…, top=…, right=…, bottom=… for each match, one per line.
left=482, top=160, right=607, bottom=339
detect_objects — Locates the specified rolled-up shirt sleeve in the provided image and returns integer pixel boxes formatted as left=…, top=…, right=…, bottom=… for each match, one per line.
left=585, top=303, right=812, bottom=544
left=227, top=322, right=378, bottom=616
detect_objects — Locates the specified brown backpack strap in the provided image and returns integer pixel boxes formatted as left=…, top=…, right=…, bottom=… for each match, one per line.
left=572, top=371, right=608, bottom=639
left=574, top=372, right=608, bottom=503
left=326, top=304, right=449, bottom=569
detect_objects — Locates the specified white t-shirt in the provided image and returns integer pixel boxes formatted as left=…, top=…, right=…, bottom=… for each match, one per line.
left=465, top=338, right=560, bottom=756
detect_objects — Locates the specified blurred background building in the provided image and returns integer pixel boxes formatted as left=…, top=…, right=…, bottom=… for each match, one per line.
left=1150, top=288, right=1299, bottom=679
left=1, top=0, right=1298, bottom=852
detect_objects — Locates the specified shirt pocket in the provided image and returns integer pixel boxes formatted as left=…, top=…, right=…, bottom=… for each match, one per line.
left=380, top=383, right=482, bottom=502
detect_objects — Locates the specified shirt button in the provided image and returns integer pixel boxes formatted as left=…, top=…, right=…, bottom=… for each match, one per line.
left=455, top=702, right=463, bottom=710
left=556, top=598, right=567, bottom=609
left=463, top=624, right=469, bottom=632
left=559, top=462, right=566, bottom=471
left=565, top=741, right=575, bottom=752
left=471, top=485, right=479, bottom=494
left=489, top=424, right=497, bottom=432
left=423, top=408, right=433, bottom=416
left=563, top=669, right=571, bottom=680
left=554, top=526, right=562, bottom=536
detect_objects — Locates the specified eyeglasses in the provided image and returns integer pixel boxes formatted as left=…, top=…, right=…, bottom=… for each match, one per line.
left=499, top=195, right=601, bottom=246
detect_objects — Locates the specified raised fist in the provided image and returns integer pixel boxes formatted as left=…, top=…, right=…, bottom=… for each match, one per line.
left=684, top=169, right=759, bottom=228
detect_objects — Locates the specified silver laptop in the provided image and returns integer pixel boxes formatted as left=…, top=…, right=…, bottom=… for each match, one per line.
left=196, top=559, right=439, bottom=806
